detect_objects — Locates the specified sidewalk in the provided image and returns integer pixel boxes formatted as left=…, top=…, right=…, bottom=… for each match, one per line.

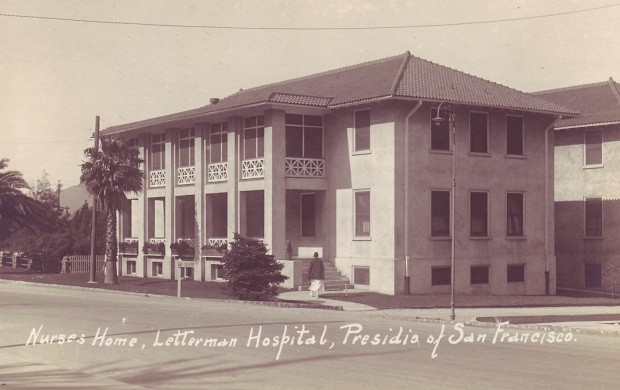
left=278, top=290, right=376, bottom=311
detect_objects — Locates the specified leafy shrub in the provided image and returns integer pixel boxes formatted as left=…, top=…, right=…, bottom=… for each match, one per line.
left=142, top=242, right=165, bottom=255
left=119, top=241, right=139, bottom=254
left=222, top=233, right=287, bottom=301
left=170, top=240, right=194, bottom=256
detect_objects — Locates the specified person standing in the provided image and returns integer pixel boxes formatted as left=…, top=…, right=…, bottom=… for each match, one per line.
left=308, top=252, right=325, bottom=298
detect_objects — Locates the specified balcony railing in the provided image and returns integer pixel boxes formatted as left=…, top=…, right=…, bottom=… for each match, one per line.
left=285, top=157, right=325, bottom=178
left=208, top=162, right=228, bottom=182
left=208, top=238, right=227, bottom=247
left=242, top=158, right=265, bottom=179
left=150, top=170, right=166, bottom=187
left=149, top=238, right=165, bottom=244
left=177, top=166, right=195, bottom=185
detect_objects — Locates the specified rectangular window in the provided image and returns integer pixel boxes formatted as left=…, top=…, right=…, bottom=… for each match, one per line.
left=353, top=266, right=370, bottom=286
left=431, top=267, right=451, bottom=286
left=585, top=197, right=603, bottom=237
left=431, top=191, right=450, bottom=237
left=584, top=263, right=602, bottom=288
left=470, top=266, right=489, bottom=284
left=470, top=192, right=488, bottom=237
left=181, top=267, right=193, bottom=279
left=506, top=116, right=524, bottom=155
left=300, top=193, right=315, bottom=237
left=210, top=122, right=228, bottom=163
left=354, top=110, right=370, bottom=151
left=127, top=261, right=136, bottom=275
left=354, top=190, right=370, bottom=237
left=211, top=264, right=224, bottom=280
left=150, top=133, right=165, bottom=170
left=178, top=129, right=195, bottom=167
left=470, top=112, right=488, bottom=153
left=507, top=193, right=524, bottom=236
left=430, top=108, right=450, bottom=151
left=507, top=264, right=525, bottom=283
left=285, top=114, right=323, bottom=158
left=244, top=116, right=264, bottom=159
left=584, top=130, right=603, bottom=166
left=152, top=261, right=163, bottom=277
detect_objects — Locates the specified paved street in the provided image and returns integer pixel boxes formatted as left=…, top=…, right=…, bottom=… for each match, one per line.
left=1, top=283, right=619, bottom=389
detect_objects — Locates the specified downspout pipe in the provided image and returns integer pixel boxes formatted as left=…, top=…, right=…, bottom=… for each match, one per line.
left=404, top=101, right=423, bottom=295
left=545, top=115, right=562, bottom=295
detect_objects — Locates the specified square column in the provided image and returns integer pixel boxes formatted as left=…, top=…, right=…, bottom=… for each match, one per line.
left=227, top=117, right=242, bottom=243
left=264, top=110, right=287, bottom=259
left=194, top=124, right=206, bottom=281
left=164, top=129, right=175, bottom=279
left=139, top=134, right=148, bottom=277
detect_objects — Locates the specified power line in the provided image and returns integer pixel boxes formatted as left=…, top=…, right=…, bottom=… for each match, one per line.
left=0, top=4, right=618, bottom=30
left=0, top=139, right=91, bottom=146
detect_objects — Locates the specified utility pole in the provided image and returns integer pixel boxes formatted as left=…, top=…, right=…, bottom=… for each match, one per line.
left=88, top=116, right=100, bottom=283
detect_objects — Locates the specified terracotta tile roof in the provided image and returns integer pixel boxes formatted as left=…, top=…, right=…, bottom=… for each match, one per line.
left=103, top=51, right=576, bottom=135
left=533, top=78, right=620, bottom=128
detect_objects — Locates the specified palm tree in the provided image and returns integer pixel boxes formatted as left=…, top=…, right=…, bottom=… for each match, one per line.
left=80, top=138, right=143, bottom=284
left=0, top=158, right=48, bottom=231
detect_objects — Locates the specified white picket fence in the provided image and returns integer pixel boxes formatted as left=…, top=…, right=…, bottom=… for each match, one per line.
left=62, top=255, right=106, bottom=274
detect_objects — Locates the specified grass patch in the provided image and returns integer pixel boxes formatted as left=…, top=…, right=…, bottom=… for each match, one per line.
left=0, top=267, right=290, bottom=301
left=320, top=291, right=620, bottom=310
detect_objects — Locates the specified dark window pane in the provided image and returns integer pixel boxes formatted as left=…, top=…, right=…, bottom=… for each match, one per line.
left=507, top=193, right=524, bottom=236
left=507, top=265, right=525, bottom=283
left=211, top=134, right=222, bottom=163
left=305, top=115, right=323, bottom=127
left=244, top=129, right=257, bottom=159
left=355, top=191, right=370, bottom=236
left=431, top=267, right=451, bottom=285
left=221, top=134, right=227, bottom=162
left=585, top=130, right=602, bottom=165
left=257, top=116, right=264, bottom=126
left=471, top=266, right=489, bottom=284
left=286, top=126, right=303, bottom=157
left=470, top=192, right=488, bottom=236
left=304, top=127, right=323, bottom=158
left=245, top=191, right=264, bottom=238
left=301, top=194, right=315, bottom=237
left=470, top=112, right=488, bottom=153
left=584, top=263, right=602, bottom=288
left=431, top=108, right=450, bottom=151
left=431, top=191, right=450, bottom=236
left=355, top=110, right=370, bottom=151
left=353, top=267, right=370, bottom=285
left=585, top=198, right=602, bottom=236
left=244, top=117, right=256, bottom=128
left=285, top=113, right=303, bottom=125
left=256, top=127, right=264, bottom=158
left=507, top=116, right=524, bottom=155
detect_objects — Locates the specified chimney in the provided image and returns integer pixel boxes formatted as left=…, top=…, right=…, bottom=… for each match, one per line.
left=210, top=98, right=220, bottom=105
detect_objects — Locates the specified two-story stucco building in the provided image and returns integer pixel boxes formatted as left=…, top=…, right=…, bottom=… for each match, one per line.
left=103, top=51, right=575, bottom=295
left=534, top=78, right=620, bottom=293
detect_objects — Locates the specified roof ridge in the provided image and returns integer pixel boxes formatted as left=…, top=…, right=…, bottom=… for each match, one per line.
left=607, top=77, right=620, bottom=106
left=406, top=54, right=571, bottom=111
left=220, top=52, right=409, bottom=101
left=390, top=51, right=411, bottom=95
left=532, top=80, right=610, bottom=95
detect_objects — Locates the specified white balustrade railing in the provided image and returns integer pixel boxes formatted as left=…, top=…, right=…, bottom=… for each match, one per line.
left=124, top=237, right=139, bottom=243
left=149, top=170, right=166, bottom=187
left=285, top=157, right=325, bottom=178
left=177, top=166, right=195, bottom=185
left=149, top=238, right=165, bottom=244
left=208, top=238, right=227, bottom=247
left=208, top=162, right=228, bottom=182
left=242, top=158, right=265, bottom=179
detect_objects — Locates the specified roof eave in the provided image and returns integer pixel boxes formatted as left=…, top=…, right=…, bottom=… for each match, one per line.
left=554, top=120, right=620, bottom=130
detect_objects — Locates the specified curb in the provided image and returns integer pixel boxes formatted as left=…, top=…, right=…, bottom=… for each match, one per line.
left=365, top=312, right=620, bottom=336
left=0, top=279, right=344, bottom=311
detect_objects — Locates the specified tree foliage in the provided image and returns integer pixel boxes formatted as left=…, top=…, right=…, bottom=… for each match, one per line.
left=80, top=137, right=143, bottom=284
left=222, top=234, right=287, bottom=301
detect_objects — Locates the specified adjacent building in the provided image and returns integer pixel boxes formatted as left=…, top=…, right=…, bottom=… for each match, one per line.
left=103, top=51, right=576, bottom=295
left=534, top=78, right=620, bottom=293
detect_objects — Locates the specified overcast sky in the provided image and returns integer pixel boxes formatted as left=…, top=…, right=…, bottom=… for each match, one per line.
left=1, top=0, right=618, bottom=188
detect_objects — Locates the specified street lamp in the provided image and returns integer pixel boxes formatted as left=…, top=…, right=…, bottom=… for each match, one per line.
left=432, top=102, right=456, bottom=321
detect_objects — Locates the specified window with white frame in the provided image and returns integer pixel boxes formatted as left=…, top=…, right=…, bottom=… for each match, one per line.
left=506, top=115, right=524, bottom=156
left=352, top=266, right=370, bottom=286
left=430, top=107, right=450, bottom=151
left=210, top=122, right=228, bottom=163
left=507, top=192, right=524, bottom=237
left=300, top=193, right=316, bottom=237
left=178, top=129, right=195, bottom=167
left=354, top=190, right=370, bottom=237
left=585, top=197, right=603, bottom=237
left=354, top=110, right=370, bottom=152
left=244, top=116, right=264, bottom=159
left=470, top=112, right=488, bottom=154
left=470, top=191, right=488, bottom=237
left=285, top=114, right=323, bottom=158
left=584, top=129, right=603, bottom=166
left=150, top=133, right=165, bottom=170
left=431, top=190, right=450, bottom=237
